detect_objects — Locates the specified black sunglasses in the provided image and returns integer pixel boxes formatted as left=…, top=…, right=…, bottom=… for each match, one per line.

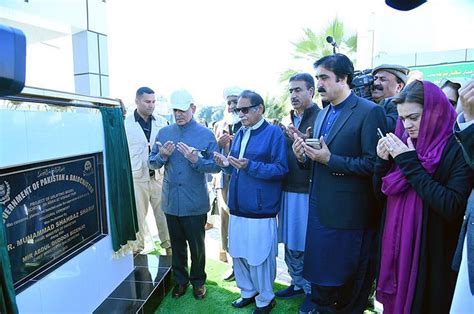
left=233, top=104, right=260, bottom=114
left=227, top=99, right=238, bottom=106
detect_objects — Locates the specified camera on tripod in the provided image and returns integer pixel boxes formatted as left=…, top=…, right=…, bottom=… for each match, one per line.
left=352, top=69, right=374, bottom=101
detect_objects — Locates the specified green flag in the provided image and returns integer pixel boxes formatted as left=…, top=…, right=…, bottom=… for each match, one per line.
left=99, top=107, right=139, bottom=252
left=1, top=206, right=18, bottom=314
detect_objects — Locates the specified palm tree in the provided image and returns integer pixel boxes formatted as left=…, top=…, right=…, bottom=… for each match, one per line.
left=264, top=94, right=287, bottom=121
left=279, top=17, right=358, bottom=103
left=282, top=17, right=357, bottom=81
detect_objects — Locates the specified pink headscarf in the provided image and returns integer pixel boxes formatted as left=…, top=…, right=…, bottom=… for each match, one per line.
left=376, top=81, right=457, bottom=313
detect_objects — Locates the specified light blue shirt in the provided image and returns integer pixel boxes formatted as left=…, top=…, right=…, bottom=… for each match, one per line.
left=238, top=118, right=265, bottom=159
left=457, top=112, right=474, bottom=131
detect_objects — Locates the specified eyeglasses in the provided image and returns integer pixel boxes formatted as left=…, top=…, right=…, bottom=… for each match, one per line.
left=233, top=104, right=260, bottom=114
left=227, top=99, right=238, bottom=106
left=448, top=99, right=457, bottom=107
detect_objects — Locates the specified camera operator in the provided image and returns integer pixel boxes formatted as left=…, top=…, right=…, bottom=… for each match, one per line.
left=372, top=64, right=410, bottom=132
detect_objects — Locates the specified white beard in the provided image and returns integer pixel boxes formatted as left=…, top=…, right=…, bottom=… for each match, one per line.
left=223, top=110, right=241, bottom=125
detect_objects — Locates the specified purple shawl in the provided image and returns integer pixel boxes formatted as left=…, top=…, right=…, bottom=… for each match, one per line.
left=376, top=81, right=457, bottom=313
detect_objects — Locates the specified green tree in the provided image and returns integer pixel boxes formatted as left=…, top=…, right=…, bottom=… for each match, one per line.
left=264, top=94, right=287, bottom=121
left=196, top=105, right=224, bottom=124
left=277, top=17, right=357, bottom=109
left=196, top=106, right=214, bottom=122
left=211, top=107, right=224, bottom=123
left=280, top=17, right=357, bottom=84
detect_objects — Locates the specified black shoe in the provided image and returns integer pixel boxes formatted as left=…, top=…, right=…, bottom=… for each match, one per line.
left=193, top=285, right=206, bottom=300
left=232, top=295, right=257, bottom=308
left=299, top=294, right=317, bottom=314
left=172, top=283, right=189, bottom=298
left=275, top=285, right=305, bottom=299
left=223, top=269, right=235, bottom=282
left=253, top=299, right=276, bottom=313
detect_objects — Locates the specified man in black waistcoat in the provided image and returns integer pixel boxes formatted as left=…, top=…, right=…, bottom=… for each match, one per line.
left=274, top=73, right=320, bottom=313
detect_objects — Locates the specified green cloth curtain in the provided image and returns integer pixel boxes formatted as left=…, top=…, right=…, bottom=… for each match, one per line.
left=99, top=107, right=139, bottom=252
left=0, top=205, right=19, bottom=314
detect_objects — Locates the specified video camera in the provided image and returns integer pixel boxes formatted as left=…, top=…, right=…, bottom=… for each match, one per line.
left=324, top=37, right=374, bottom=101
left=351, top=69, right=374, bottom=101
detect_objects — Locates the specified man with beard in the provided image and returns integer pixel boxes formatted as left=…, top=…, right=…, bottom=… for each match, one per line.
left=212, top=86, right=243, bottom=281
left=371, top=64, right=409, bottom=132
left=293, top=54, right=386, bottom=313
left=274, top=73, right=320, bottom=313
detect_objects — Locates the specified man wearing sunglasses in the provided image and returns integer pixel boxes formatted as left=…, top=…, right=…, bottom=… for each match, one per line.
left=214, top=90, right=288, bottom=313
left=212, top=87, right=243, bottom=282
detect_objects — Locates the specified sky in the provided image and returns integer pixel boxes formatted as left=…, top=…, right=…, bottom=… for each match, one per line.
left=105, top=0, right=474, bottom=109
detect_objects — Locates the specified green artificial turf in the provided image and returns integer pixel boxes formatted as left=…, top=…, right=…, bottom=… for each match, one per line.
left=155, top=258, right=303, bottom=314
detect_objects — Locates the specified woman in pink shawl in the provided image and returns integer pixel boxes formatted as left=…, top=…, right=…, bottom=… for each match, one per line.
left=373, top=80, right=473, bottom=313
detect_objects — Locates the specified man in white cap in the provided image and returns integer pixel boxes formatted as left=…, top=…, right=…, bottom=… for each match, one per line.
left=149, top=89, right=220, bottom=300
left=124, top=87, right=171, bottom=254
left=212, top=86, right=243, bottom=281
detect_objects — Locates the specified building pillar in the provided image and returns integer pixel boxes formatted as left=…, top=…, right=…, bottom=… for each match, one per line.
left=72, top=0, right=109, bottom=97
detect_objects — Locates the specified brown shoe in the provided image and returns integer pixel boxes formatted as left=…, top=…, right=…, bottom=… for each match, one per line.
left=172, top=283, right=189, bottom=298
left=193, top=285, right=206, bottom=300
left=219, top=251, right=228, bottom=263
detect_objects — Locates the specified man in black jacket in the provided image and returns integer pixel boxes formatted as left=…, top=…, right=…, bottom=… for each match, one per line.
left=274, top=74, right=320, bottom=312
left=293, top=54, right=386, bottom=313
left=371, top=64, right=410, bottom=132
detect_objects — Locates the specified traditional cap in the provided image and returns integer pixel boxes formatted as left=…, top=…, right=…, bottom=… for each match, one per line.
left=170, top=89, right=193, bottom=111
left=223, top=86, right=244, bottom=99
left=373, top=64, right=410, bottom=85
left=439, top=78, right=463, bottom=90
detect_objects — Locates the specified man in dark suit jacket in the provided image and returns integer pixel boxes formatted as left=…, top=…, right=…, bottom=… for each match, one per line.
left=293, top=54, right=386, bottom=313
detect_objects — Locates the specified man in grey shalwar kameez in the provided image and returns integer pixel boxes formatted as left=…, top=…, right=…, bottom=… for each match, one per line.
left=214, top=90, right=288, bottom=313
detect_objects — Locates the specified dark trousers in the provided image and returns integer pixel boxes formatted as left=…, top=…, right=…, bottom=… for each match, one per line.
left=165, top=213, right=207, bottom=287
left=310, top=230, right=377, bottom=314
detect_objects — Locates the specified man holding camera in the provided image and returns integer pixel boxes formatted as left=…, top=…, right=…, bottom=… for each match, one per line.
left=274, top=73, right=320, bottom=312
left=293, top=54, right=386, bottom=313
left=371, top=64, right=410, bottom=132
